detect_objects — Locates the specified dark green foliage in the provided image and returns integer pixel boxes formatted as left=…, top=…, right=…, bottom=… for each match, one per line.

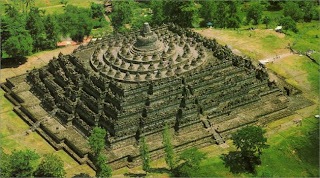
left=215, top=2, right=228, bottom=28
left=26, top=7, right=46, bottom=51
left=6, top=149, right=40, bottom=177
left=0, top=148, right=10, bottom=177
left=222, top=126, right=268, bottom=173
left=34, top=153, right=66, bottom=177
left=226, top=1, right=241, bottom=29
left=60, top=0, right=68, bottom=7
left=1, top=5, right=33, bottom=58
left=267, top=0, right=283, bottom=11
left=199, top=1, right=240, bottom=29
left=232, top=126, right=268, bottom=155
left=298, top=1, right=319, bottom=22
left=283, top=2, right=304, bottom=22
left=163, top=0, right=198, bottom=27
left=96, top=154, right=112, bottom=178
left=279, top=16, right=298, bottom=33
left=263, top=16, right=271, bottom=29
left=174, top=147, right=207, bottom=177
left=221, top=151, right=261, bottom=174
left=59, top=5, right=93, bottom=42
left=163, top=124, right=175, bottom=170
left=88, top=127, right=112, bottom=177
left=246, top=3, right=264, bottom=25
left=199, top=1, right=217, bottom=27
left=111, top=0, right=134, bottom=31
left=91, top=2, right=104, bottom=19
left=91, top=3, right=107, bottom=29
left=44, top=15, right=61, bottom=49
left=140, top=136, right=151, bottom=173
left=150, top=0, right=165, bottom=25
left=88, top=127, right=106, bottom=157
left=72, top=173, right=91, bottom=177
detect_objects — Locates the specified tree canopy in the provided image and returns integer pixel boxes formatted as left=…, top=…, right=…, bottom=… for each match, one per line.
left=232, top=126, right=268, bottom=155
left=140, top=136, right=151, bottom=173
left=246, top=2, right=264, bottom=25
left=58, top=5, right=93, bottom=42
left=279, top=16, right=298, bottom=33
left=34, top=153, right=66, bottom=177
left=174, top=147, right=207, bottom=177
left=1, top=4, right=33, bottom=58
left=96, top=154, right=112, bottom=178
left=6, top=149, right=40, bottom=177
left=111, top=0, right=134, bottom=31
left=26, top=7, right=46, bottom=51
left=88, top=127, right=107, bottom=157
left=163, top=124, right=175, bottom=170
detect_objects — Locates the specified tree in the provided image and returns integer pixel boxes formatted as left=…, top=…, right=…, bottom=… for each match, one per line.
left=150, top=0, right=165, bottom=25
left=215, top=2, right=228, bottom=28
left=1, top=4, right=33, bottom=58
left=140, top=136, right=151, bottom=174
left=88, top=127, right=112, bottom=178
left=7, top=149, right=40, bottom=177
left=163, top=0, right=198, bottom=27
left=95, top=154, right=112, bottom=178
left=44, top=15, right=60, bottom=49
left=263, top=16, right=271, bottom=29
left=232, top=126, right=268, bottom=156
left=111, top=0, right=134, bottom=30
left=279, top=16, right=298, bottom=33
left=163, top=124, right=175, bottom=170
left=91, top=2, right=104, bottom=19
left=174, top=147, right=207, bottom=177
left=226, top=1, right=241, bottom=29
left=88, top=127, right=106, bottom=157
left=0, top=148, right=10, bottom=177
left=34, top=153, right=66, bottom=177
left=283, top=1, right=304, bottom=22
left=199, top=1, right=217, bottom=27
left=26, top=7, right=46, bottom=51
left=230, top=126, right=268, bottom=173
left=60, top=5, right=93, bottom=42
left=246, top=2, right=264, bottom=25
left=298, top=1, right=318, bottom=22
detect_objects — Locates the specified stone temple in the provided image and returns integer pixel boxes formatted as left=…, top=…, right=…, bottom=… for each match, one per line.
left=2, top=23, right=312, bottom=169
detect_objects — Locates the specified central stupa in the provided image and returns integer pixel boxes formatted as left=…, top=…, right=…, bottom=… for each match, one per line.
left=132, top=22, right=163, bottom=54
left=90, top=22, right=207, bottom=82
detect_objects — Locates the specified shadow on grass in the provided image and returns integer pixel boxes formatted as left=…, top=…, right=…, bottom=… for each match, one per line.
left=124, top=172, right=146, bottom=177
left=149, top=167, right=171, bottom=174
left=221, top=151, right=261, bottom=174
left=1, top=57, right=27, bottom=69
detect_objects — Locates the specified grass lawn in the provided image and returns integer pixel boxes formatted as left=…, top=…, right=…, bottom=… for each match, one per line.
left=195, top=28, right=291, bottom=60
left=267, top=55, right=319, bottom=98
left=287, top=21, right=320, bottom=56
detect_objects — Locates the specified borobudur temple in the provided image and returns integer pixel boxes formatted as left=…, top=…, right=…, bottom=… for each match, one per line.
left=2, top=23, right=312, bottom=169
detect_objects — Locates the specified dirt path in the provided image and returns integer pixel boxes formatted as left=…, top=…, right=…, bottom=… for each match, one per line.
left=1, top=45, right=79, bottom=83
left=39, top=4, right=64, bottom=9
left=104, top=14, right=114, bottom=31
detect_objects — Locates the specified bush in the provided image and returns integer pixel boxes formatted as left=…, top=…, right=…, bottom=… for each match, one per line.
left=279, top=16, right=298, bottom=33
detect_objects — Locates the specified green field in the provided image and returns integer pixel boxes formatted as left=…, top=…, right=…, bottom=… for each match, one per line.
left=0, top=0, right=101, bottom=15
